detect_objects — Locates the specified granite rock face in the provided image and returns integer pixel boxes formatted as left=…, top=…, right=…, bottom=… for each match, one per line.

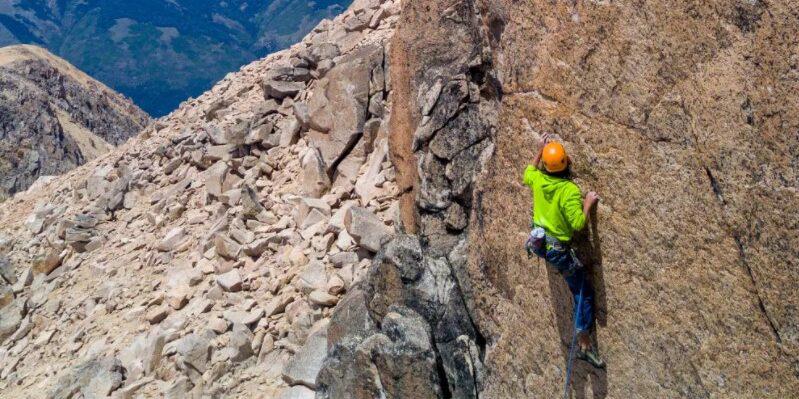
left=380, top=0, right=798, bottom=398
left=0, top=45, right=150, bottom=200
left=324, top=0, right=799, bottom=398
left=318, top=0, right=495, bottom=396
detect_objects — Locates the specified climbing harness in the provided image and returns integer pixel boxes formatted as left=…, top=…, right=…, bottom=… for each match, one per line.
left=563, top=277, right=585, bottom=399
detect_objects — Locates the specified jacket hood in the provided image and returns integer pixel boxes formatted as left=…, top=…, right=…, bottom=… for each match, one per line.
left=539, top=173, right=572, bottom=201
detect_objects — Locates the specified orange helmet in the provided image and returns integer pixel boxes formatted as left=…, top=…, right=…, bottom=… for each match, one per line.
left=542, top=142, right=568, bottom=173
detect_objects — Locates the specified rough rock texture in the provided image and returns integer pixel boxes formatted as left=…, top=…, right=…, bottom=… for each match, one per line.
left=340, top=1, right=799, bottom=398
left=318, top=0, right=495, bottom=397
left=0, top=45, right=150, bottom=200
left=467, top=0, right=799, bottom=397
left=323, top=0, right=799, bottom=398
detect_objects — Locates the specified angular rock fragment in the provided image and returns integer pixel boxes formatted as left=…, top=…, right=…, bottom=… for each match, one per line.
left=50, top=357, right=126, bottom=399
left=248, top=121, right=273, bottom=146
left=157, top=227, right=186, bottom=252
left=241, top=185, right=265, bottom=219
left=146, top=306, right=169, bottom=325
left=330, top=251, right=359, bottom=268
left=278, top=116, right=302, bottom=148
left=344, top=206, right=391, bottom=252
left=227, top=323, right=255, bottom=362
left=282, top=322, right=328, bottom=389
left=217, top=269, right=243, bottom=292
left=262, top=80, right=305, bottom=99
left=224, top=120, right=250, bottom=145
left=265, top=294, right=295, bottom=317
left=205, top=161, right=230, bottom=198
left=327, top=275, right=346, bottom=295
left=0, top=256, right=16, bottom=285
left=215, top=234, right=242, bottom=260
left=32, top=250, right=62, bottom=275
left=224, top=308, right=264, bottom=327
left=309, top=290, right=339, bottom=307
left=175, top=333, right=212, bottom=376
left=208, top=317, right=229, bottom=334
left=308, top=43, right=341, bottom=65
left=0, top=299, right=26, bottom=343
left=300, top=148, right=331, bottom=198
left=0, top=285, right=13, bottom=309
left=298, top=260, right=327, bottom=294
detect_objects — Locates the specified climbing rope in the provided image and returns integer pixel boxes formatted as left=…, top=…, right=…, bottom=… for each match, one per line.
left=563, top=277, right=585, bottom=399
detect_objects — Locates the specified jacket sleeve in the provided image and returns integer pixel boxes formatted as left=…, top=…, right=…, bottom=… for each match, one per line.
left=523, top=165, right=539, bottom=188
left=561, top=184, right=587, bottom=231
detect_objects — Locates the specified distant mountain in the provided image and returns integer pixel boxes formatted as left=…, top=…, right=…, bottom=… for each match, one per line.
left=0, top=45, right=149, bottom=199
left=0, top=0, right=351, bottom=116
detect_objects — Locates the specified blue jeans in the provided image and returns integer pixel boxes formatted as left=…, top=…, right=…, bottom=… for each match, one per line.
left=563, top=267, right=593, bottom=333
left=536, top=245, right=594, bottom=333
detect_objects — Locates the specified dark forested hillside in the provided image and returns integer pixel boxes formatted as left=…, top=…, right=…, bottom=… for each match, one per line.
left=0, top=0, right=351, bottom=115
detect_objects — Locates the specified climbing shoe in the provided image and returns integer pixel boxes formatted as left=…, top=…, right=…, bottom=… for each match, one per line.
left=577, top=347, right=606, bottom=369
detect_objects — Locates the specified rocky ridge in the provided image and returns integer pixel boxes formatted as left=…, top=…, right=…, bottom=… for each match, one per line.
left=0, top=0, right=399, bottom=397
left=0, top=45, right=150, bottom=200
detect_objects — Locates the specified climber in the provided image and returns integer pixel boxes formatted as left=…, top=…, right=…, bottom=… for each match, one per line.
left=523, top=132, right=605, bottom=369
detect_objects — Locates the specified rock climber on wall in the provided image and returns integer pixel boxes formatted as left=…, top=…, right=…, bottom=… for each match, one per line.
left=522, top=127, right=605, bottom=369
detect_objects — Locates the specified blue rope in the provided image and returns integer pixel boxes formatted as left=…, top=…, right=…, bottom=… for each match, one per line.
left=563, top=276, right=585, bottom=399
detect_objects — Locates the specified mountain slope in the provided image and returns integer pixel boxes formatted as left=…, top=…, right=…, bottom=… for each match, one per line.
left=0, top=44, right=150, bottom=200
left=0, top=0, right=398, bottom=397
left=0, top=0, right=352, bottom=116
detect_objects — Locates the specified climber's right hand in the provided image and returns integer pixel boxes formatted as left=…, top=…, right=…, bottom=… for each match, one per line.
left=537, top=132, right=551, bottom=152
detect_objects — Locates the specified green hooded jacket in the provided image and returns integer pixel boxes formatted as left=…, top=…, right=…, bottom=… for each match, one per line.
left=522, top=165, right=586, bottom=242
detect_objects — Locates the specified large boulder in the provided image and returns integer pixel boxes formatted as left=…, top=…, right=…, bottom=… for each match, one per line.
left=282, top=322, right=329, bottom=389
left=344, top=207, right=390, bottom=253
left=0, top=298, right=26, bottom=344
left=305, top=44, right=384, bottom=174
left=317, top=306, right=442, bottom=399
left=50, top=357, right=126, bottom=399
left=318, top=234, right=483, bottom=399
left=261, top=80, right=305, bottom=99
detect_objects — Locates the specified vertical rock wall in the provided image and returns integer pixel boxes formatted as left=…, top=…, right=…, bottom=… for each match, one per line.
left=467, top=0, right=799, bottom=398
left=324, top=0, right=799, bottom=398
left=319, top=0, right=498, bottom=397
